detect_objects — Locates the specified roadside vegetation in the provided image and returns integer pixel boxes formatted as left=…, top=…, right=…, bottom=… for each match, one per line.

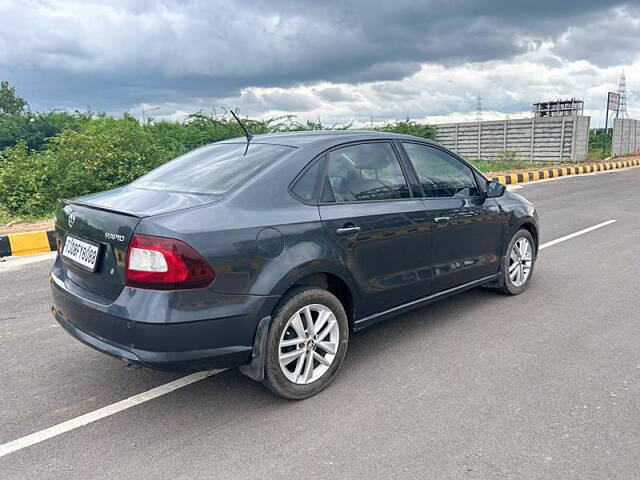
left=0, top=81, right=438, bottom=220
left=468, top=151, right=554, bottom=173
left=587, top=128, right=612, bottom=160
left=0, top=80, right=622, bottom=223
left=472, top=160, right=556, bottom=173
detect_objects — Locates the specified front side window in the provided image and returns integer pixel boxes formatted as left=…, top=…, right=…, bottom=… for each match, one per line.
left=323, top=143, right=410, bottom=202
left=132, top=143, right=294, bottom=195
left=402, top=143, right=481, bottom=198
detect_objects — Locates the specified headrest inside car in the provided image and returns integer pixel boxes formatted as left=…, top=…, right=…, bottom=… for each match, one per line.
left=352, top=145, right=392, bottom=170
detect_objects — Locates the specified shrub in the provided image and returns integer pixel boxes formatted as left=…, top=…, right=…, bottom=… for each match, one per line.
left=0, top=116, right=173, bottom=216
left=0, top=111, right=92, bottom=151
left=0, top=142, right=53, bottom=216
left=0, top=110, right=436, bottom=219
left=375, top=119, right=436, bottom=139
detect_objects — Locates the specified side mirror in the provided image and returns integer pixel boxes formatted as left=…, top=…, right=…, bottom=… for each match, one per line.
left=486, top=180, right=506, bottom=198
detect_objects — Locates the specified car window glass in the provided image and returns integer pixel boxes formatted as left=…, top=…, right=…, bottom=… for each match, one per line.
left=292, top=160, right=321, bottom=202
left=132, top=143, right=293, bottom=195
left=323, top=143, right=410, bottom=202
left=402, top=143, right=480, bottom=198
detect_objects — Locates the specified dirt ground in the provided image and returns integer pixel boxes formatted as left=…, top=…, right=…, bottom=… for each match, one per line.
left=0, top=219, right=54, bottom=236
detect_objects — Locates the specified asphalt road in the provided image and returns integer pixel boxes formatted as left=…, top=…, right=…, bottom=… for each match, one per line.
left=2, top=166, right=639, bottom=479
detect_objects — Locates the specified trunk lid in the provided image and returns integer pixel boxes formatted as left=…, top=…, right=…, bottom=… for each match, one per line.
left=72, top=186, right=219, bottom=217
left=55, top=187, right=220, bottom=300
left=56, top=200, right=141, bottom=301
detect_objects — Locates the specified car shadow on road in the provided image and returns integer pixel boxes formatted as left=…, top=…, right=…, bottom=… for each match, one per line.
left=4, top=284, right=530, bottom=474
left=167, top=285, right=518, bottom=406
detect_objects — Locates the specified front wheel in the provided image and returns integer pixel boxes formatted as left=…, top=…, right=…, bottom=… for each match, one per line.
left=263, top=287, right=349, bottom=400
left=497, top=229, right=536, bottom=295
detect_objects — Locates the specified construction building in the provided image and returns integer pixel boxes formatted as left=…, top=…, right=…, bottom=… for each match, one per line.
left=533, top=98, right=584, bottom=118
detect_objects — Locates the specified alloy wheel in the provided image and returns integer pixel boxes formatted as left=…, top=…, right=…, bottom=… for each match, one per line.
left=278, top=304, right=340, bottom=385
left=508, top=237, right=533, bottom=287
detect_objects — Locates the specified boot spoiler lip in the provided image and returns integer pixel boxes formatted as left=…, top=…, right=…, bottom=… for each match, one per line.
left=60, top=198, right=143, bottom=218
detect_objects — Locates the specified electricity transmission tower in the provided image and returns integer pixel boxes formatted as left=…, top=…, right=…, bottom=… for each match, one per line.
left=616, top=71, right=628, bottom=118
left=475, top=93, right=482, bottom=123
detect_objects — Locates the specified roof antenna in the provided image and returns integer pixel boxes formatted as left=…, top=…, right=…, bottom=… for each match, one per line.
left=230, top=109, right=253, bottom=155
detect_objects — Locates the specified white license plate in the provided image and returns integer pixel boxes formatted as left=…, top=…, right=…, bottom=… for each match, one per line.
left=62, top=235, right=100, bottom=271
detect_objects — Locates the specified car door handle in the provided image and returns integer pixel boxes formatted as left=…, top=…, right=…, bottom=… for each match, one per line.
left=434, top=216, right=450, bottom=224
left=336, top=226, right=361, bottom=236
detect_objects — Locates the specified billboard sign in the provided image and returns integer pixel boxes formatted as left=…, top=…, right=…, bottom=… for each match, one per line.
left=608, top=92, right=620, bottom=112
left=603, top=92, right=621, bottom=154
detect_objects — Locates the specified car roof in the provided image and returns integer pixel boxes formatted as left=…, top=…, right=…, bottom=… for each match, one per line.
left=217, top=130, right=441, bottom=147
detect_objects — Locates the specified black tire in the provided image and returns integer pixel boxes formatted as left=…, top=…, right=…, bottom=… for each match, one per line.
left=263, top=287, right=349, bottom=400
left=496, top=229, right=536, bottom=295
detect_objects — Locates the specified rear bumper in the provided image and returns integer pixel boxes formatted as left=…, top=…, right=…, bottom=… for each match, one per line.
left=50, top=258, right=279, bottom=372
left=52, top=308, right=254, bottom=371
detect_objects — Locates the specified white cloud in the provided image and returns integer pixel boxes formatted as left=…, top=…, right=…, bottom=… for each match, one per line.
left=0, top=0, right=638, bottom=126
left=140, top=46, right=639, bottom=128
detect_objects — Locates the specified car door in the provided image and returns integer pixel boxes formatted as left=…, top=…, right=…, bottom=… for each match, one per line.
left=399, top=141, right=505, bottom=293
left=317, top=141, right=433, bottom=317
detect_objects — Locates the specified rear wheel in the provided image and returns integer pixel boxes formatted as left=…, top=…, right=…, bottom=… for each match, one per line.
left=497, top=229, right=536, bottom=295
left=263, top=287, right=349, bottom=400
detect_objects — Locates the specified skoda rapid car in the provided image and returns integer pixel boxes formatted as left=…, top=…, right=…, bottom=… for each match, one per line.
left=50, top=131, right=539, bottom=399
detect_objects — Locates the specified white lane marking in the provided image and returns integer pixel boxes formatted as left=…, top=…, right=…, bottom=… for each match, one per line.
left=540, top=220, right=616, bottom=250
left=0, top=369, right=221, bottom=458
left=0, top=219, right=619, bottom=458
left=506, top=185, right=523, bottom=190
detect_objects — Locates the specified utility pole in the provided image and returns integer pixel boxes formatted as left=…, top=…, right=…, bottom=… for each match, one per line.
left=603, top=99, right=610, bottom=154
left=603, top=92, right=619, bottom=154
left=475, top=93, right=482, bottom=161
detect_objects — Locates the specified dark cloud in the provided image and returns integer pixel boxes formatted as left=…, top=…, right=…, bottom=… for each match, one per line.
left=0, top=0, right=637, bottom=113
left=550, top=4, right=640, bottom=67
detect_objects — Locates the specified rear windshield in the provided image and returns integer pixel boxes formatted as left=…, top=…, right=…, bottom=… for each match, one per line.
left=131, top=143, right=294, bottom=195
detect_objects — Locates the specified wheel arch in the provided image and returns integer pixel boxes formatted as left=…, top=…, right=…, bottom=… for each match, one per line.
left=282, top=270, right=357, bottom=332
left=239, top=266, right=357, bottom=383
left=517, top=220, right=539, bottom=253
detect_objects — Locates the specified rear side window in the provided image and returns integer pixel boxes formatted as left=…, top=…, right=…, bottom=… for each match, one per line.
left=131, top=143, right=293, bottom=195
left=291, top=160, right=322, bottom=202
left=323, top=143, right=410, bottom=202
left=402, top=143, right=481, bottom=198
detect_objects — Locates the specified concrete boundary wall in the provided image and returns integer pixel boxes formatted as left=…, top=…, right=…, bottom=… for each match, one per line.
left=612, top=118, right=640, bottom=157
left=433, top=116, right=590, bottom=162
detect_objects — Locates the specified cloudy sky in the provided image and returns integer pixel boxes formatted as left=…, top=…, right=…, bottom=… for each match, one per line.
left=1, top=0, right=639, bottom=126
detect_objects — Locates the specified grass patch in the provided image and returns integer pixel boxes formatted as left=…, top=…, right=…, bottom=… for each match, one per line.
left=0, top=206, right=51, bottom=227
left=0, top=207, right=11, bottom=225
left=470, top=160, right=557, bottom=173
left=588, top=129, right=611, bottom=161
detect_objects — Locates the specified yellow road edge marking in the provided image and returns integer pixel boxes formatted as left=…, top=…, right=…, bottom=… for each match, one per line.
left=8, top=231, right=51, bottom=256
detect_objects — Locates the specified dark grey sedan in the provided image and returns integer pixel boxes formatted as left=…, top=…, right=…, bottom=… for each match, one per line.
left=50, top=131, right=539, bottom=399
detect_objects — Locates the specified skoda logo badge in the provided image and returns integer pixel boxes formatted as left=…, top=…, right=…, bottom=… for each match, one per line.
left=68, top=210, right=76, bottom=228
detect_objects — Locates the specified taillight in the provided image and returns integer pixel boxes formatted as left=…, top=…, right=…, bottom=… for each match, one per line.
left=125, top=234, right=215, bottom=290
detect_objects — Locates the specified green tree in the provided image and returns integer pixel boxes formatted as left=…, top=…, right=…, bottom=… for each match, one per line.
left=0, top=81, right=27, bottom=115
left=0, top=110, right=91, bottom=151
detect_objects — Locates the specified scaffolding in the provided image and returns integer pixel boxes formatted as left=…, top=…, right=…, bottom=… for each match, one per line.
left=533, top=98, right=584, bottom=118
